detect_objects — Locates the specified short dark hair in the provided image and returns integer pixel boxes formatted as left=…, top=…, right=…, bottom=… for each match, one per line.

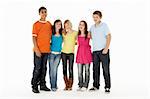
left=39, top=6, right=47, bottom=13
left=93, top=10, right=102, bottom=18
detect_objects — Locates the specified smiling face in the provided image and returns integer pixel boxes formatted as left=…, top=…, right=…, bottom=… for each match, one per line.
left=79, top=21, right=85, bottom=32
left=93, top=14, right=101, bottom=24
left=78, top=20, right=88, bottom=38
left=39, top=9, right=47, bottom=20
left=64, top=21, right=72, bottom=32
left=55, top=21, right=62, bottom=31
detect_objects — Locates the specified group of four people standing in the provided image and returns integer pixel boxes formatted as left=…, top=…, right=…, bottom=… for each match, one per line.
left=31, top=6, right=111, bottom=93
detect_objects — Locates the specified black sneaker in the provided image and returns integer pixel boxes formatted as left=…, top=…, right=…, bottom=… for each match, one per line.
left=32, top=88, right=40, bottom=93
left=89, top=87, right=98, bottom=91
left=105, top=88, right=110, bottom=93
left=40, top=85, right=50, bottom=91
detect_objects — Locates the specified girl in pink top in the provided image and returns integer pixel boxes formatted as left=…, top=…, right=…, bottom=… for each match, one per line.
left=76, top=20, right=92, bottom=91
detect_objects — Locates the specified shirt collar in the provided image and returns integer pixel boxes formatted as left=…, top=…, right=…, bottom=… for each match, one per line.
left=94, top=21, right=102, bottom=27
left=38, top=20, right=47, bottom=23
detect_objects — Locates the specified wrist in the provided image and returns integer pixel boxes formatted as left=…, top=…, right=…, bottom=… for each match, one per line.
left=34, top=47, right=40, bottom=52
left=104, top=48, right=109, bottom=50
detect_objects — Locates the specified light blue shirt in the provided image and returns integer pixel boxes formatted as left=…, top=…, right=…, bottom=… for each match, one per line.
left=90, top=22, right=110, bottom=51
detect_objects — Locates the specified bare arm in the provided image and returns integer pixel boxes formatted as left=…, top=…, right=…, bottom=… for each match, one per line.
left=105, top=34, right=111, bottom=50
left=88, top=32, right=91, bottom=38
left=102, top=34, right=111, bottom=54
left=74, top=30, right=78, bottom=45
left=33, top=36, right=41, bottom=57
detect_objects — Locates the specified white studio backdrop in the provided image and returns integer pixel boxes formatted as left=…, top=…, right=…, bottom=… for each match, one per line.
left=0, top=0, right=150, bottom=99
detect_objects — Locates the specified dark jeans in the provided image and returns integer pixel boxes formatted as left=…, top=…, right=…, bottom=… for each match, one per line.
left=61, top=52, right=74, bottom=79
left=31, top=52, right=48, bottom=88
left=93, top=49, right=111, bottom=89
left=77, top=64, right=90, bottom=88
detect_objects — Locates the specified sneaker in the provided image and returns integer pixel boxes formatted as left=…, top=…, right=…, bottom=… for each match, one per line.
left=77, top=87, right=82, bottom=91
left=89, top=87, right=98, bottom=91
left=81, top=87, right=87, bottom=91
left=32, top=88, right=40, bottom=93
left=51, top=88, right=57, bottom=92
left=40, top=85, right=50, bottom=91
left=105, top=88, right=110, bottom=93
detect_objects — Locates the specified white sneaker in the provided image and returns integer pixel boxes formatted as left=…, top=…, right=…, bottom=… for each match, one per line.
left=77, top=87, right=82, bottom=91
left=81, top=87, right=87, bottom=91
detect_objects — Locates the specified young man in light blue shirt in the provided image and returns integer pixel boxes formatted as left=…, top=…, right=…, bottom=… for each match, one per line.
left=89, top=11, right=111, bottom=93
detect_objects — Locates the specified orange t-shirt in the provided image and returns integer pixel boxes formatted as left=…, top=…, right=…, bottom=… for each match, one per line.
left=32, top=21, right=52, bottom=53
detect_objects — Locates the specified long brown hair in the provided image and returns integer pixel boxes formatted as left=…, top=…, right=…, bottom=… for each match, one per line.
left=52, top=19, right=63, bottom=35
left=78, top=20, right=88, bottom=39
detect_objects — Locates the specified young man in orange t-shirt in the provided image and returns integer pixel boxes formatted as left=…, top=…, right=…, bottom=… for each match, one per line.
left=31, top=6, right=52, bottom=93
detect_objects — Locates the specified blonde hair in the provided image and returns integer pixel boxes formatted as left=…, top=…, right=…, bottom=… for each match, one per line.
left=63, top=20, right=72, bottom=35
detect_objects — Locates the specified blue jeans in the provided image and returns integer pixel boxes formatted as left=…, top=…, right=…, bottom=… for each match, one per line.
left=49, top=53, right=61, bottom=89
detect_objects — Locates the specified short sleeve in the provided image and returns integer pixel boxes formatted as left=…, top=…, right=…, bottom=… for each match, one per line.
left=32, top=23, right=38, bottom=37
left=104, top=23, right=110, bottom=36
left=89, top=26, right=92, bottom=33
